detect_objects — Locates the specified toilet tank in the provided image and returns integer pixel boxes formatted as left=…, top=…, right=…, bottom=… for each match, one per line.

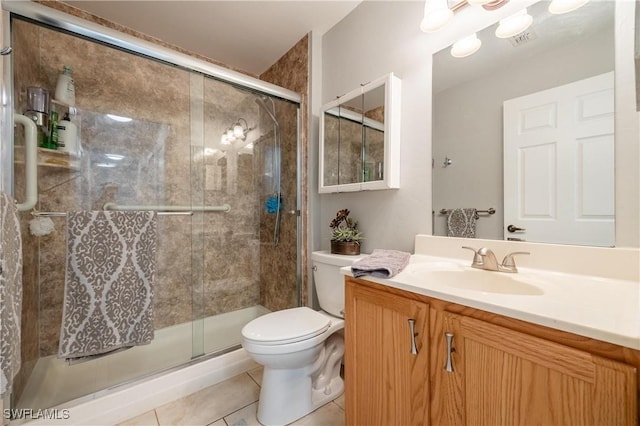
left=312, top=250, right=367, bottom=318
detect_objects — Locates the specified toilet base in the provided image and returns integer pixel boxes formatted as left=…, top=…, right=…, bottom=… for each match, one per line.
left=256, top=366, right=344, bottom=426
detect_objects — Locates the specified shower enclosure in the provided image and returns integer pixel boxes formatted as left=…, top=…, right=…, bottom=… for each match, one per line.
left=2, top=4, right=301, bottom=412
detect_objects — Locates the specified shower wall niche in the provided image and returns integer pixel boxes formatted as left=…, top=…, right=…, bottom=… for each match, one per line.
left=10, top=14, right=302, bottom=410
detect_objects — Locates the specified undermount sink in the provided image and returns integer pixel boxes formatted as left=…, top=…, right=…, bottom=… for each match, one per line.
left=403, top=263, right=544, bottom=296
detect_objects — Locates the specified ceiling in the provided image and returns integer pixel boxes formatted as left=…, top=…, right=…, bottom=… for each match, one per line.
left=66, top=0, right=362, bottom=76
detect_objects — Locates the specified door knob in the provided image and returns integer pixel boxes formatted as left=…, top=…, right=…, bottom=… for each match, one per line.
left=507, top=224, right=526, bottom=233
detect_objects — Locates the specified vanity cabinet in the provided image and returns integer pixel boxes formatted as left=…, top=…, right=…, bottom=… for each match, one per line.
left=434, top=312, right=637, bottom=425
left=345, top=277, right=639, bottom=426
left=344, top=278, right=430, bottom=425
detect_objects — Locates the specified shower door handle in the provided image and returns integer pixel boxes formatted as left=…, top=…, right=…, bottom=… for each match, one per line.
left=14, top=114, right=38, bottom=211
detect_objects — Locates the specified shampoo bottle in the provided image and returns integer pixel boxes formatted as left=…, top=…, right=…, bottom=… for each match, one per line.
left=55, top=66, right=76, bottom=106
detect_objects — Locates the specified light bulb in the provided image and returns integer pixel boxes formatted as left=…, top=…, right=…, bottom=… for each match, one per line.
left=233, top=123, right=244, bottom=138
left=495, top=8, right=533, bottom=39
left=451, top=33, right=482, bottom=58
left=106, top=114, right=132, bottom=123
left=548, top=0, right=588, bottom=14
left=420, top=0, right=453, bottom=33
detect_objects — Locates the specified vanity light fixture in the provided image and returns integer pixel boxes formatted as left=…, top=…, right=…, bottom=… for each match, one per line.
left=450, top=33, right=482, bottom=58
left=466, top=0, right=494, bottom=5
left=420, top=0, right=509, bottom=33
left=495, top=8, right=533, bottom=38
left=420, top=0, right=454, bottom=32
left=220, top=118, right=254, bottom=146
left=548, top=0, right=588, bottom=14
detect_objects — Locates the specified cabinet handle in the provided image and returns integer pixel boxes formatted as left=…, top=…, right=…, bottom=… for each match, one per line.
left=444, top=332, right=455, bottom=373
left=408, top=319, right=418, bottom=355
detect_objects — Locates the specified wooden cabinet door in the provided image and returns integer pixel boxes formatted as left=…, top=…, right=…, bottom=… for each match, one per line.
left=434, top=312, right=637, bottom=426
left=345, top=279, right=430, bottom=426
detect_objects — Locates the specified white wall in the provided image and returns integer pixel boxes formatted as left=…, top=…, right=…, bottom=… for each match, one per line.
left=316, top=0, right=639, bottom=252
left=318, top=1, right=432, bottom=253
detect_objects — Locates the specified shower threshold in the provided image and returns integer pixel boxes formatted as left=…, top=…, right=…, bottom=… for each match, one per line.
left=16, top=305, right=269, bottom=412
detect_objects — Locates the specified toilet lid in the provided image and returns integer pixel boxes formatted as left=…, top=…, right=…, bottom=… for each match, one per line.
left=242, top=307, right=331, bottom=345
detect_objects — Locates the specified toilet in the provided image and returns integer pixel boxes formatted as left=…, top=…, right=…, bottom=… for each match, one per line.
left=241, top=250, right=366, bottom=426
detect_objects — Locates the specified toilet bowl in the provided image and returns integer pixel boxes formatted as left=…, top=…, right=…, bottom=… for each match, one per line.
left=241, top=250, right=366, bottom=426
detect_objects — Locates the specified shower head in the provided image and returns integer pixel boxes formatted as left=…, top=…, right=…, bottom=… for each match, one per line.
left=255, top=96, right=278, bottom=125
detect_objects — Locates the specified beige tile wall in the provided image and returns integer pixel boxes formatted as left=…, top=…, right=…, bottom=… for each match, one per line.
left=260, top=35, right=309, bottom=308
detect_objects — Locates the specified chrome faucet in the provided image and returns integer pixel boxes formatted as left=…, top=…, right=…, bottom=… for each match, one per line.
left=462, top=246, right=530, bottom=273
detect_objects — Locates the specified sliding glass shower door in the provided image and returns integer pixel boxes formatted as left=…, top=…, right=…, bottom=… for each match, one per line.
left=6, top=11, right=300, bottom=411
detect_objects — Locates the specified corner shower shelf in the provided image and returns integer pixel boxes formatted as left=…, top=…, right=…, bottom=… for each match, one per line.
left=14, top=146, right=80, bottom=171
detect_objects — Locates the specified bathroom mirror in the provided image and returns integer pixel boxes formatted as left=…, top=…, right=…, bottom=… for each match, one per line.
left=432, top=1, right=620, bottom=246
left=319, top=73, right=401, bottom=193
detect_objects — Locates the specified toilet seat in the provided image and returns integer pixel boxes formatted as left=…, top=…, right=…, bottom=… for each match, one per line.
left=242, top=307, right=331, bottom=346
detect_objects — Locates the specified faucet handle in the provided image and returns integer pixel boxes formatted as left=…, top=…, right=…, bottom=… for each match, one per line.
left=501, top=251, right=530, bottom=272
left=461, top=246, right=483, bottom=268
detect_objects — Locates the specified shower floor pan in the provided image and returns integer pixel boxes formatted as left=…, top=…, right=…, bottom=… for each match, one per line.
left=16, top=305, right=269, bottom=411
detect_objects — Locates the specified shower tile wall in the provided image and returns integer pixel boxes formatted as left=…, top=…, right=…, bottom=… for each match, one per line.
left=11, top=22, right=44, bottom=402
left=11, top=19, right=265, bottom=367
left=260, top=34, right=309, bottom=309
left=199, top=78, right=261, bottom=316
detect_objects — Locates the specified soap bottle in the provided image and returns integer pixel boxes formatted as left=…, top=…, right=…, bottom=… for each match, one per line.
left=57, top=112, right=78, bottom=155
left=55, top=66, right=76, bottom=106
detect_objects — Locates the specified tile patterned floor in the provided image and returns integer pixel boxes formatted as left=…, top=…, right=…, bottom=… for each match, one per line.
left=116, top=367, right=345, bottom=426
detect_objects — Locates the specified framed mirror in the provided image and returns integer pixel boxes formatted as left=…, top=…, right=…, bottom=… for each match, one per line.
left=432, top=1, right=618, bottom=247
left=319, top=73, right=401, bottom=193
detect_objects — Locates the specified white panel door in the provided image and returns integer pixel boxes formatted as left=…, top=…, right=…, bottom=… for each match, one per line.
left=503, top=72, right=614, bottom=246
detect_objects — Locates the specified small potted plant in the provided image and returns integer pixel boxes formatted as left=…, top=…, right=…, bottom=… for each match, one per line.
left=330, top=209, right=363, bottom=255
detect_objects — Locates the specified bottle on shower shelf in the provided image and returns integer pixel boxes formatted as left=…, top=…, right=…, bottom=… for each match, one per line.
left=45, top=110, right=59, bottom=150
left=55, top=65, right=76, bottom=107
left=57, top=112, right=78, bottom=155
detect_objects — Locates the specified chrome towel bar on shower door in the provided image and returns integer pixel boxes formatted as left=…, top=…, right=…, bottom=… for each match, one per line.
left=31, top=203, right=231, bottom=217
left=102, top=202, right=231, bottom=213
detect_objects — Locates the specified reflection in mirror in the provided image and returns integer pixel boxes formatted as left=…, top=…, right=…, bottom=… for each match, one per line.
left=432, top=1, right=617, bottom=247
left=363, top=84, right=385, bottom=182
left=319, top=72, right=400, bottom=192
left=339, top=95, right=364, bottom=185
left=323, top=92, right=386, bottom=185
left=323, top=107, right=340, bottom=186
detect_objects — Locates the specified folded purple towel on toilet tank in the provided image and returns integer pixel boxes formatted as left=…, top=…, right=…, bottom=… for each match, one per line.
left=351, top=249, right=411, bottom=279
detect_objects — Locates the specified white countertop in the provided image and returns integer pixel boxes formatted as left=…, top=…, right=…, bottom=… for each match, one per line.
left=342, top=254, right=640, bottom=350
